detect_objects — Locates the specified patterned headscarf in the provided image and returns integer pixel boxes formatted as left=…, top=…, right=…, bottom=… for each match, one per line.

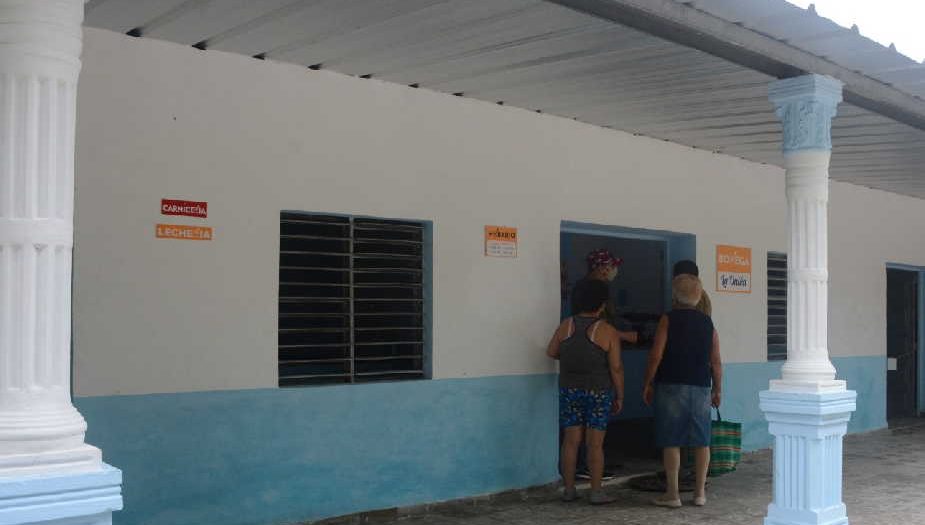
left=586, top=249, right=623, bottom=271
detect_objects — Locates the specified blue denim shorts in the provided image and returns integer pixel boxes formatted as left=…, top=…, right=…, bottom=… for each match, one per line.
left=559, top=387, right=614, bottom=431
left=654, top=383, right=711, bottom=447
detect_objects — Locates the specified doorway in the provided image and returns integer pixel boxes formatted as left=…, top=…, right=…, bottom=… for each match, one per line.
left=560, top=221, right=696, bottom=462
left=886, top=267, right=921, bottom=420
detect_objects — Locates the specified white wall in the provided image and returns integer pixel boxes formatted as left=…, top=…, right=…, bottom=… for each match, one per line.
left=73, top=29, right=925, bottom=396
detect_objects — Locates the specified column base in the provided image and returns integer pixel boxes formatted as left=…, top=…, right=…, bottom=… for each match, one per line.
left=766, top=503, right=849, bottom=525
left=0, top=444, right=102, bottom=477
left=0, top=464, right=122, bottom=525
left=780, top=358, right=839, bottom=384
left=760, top=389, right=856, bottom=525
left=769, top=379, right=846, bottom=394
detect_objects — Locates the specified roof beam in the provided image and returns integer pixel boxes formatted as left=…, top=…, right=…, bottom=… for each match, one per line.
left=545, top=0, right=925, bottom=132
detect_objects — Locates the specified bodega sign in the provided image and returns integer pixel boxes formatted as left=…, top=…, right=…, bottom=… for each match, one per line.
left=716, top=245, right=751, bottom=294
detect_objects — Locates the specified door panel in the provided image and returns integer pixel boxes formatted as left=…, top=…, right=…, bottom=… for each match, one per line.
left=887, top=269, right=918, bottom=419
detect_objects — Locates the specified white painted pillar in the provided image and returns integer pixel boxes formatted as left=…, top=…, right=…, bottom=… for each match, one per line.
left=0, top=0, right=99, bottom=477
left=0, top=1, right=121, bottom=523
left=761, top=75, right=856, bottom=525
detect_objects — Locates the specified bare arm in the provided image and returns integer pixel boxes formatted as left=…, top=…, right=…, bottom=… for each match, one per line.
left=546, top=320, right=569, bottom=360
left=711, top=328, right=723, bottom=407
left=617, top=330, right=638, bottom=345
left=643, top=315, right=668, bottom=388
left=642, top=315, right=669, bottom=405
left=606, top=328, right=624, bottom=403
left=589, top=323, right=624, bottom=414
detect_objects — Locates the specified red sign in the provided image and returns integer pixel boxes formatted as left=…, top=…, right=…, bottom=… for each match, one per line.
left=161, top=199, right=207, bottom=218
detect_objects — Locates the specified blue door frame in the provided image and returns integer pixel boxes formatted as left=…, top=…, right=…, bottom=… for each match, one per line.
left=560, top=221, right=696, bottom=422
left=886, top=263, right=925, bottom=414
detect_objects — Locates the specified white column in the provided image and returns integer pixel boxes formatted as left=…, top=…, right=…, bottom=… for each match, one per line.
left=773, top=74, right=841, bottom=387
left=761, top=75, right=856, bottom=525
left=0, top=0, right=100, bottom=476
left=0, top=1, right=122, bottom=523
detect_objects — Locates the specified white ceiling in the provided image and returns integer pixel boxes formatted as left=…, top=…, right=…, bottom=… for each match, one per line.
left=687, top=0, right=925, bottom=101
left=84, top=0, right=925, bottom=197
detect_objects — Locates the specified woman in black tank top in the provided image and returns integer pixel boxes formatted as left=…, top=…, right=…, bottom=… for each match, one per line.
left=546, top=279, right=624, bottom=505
left=642, top=275, right=723, bottom=509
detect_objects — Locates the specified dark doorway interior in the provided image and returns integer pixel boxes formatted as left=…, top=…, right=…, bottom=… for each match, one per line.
left=560, top=225, right=694, bottom=466
left=887, top=268, right=919, bottom=420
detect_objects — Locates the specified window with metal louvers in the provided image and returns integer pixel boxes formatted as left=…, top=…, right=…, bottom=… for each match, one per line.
left=278, top=212, right=426, bottom=387
left=767, top=252, right=788, bottom=361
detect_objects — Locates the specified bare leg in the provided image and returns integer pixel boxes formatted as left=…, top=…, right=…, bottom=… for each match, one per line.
left=584, top=428, right=607, bottom=492
left=652, top=447, right=682, bottom=507
left=560, top=426, right=584, bottom=491
left=663, top=447, right=681, bottom=500
left=694, top=446, right=710, bottom=500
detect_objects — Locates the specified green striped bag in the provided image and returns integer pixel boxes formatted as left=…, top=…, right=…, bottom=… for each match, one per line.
left=709, top=410, right=742, bottom=477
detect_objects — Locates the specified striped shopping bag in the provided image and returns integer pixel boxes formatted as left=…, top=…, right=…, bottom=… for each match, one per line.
left=709, top=410, right=742, bottom=477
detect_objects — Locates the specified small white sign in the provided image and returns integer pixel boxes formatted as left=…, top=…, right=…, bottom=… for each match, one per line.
left=717, top=272, right=751, bottom=293
left=888, top=357, right=898, bottom=371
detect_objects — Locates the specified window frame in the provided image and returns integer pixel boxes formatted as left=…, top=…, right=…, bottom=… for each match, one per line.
left=277, top=211, right=433, bottom=387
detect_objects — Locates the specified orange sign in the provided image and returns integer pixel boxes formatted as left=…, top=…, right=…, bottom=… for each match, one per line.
left=485, top=226, right=517, bottom=257
left=156, top=224, right=213, bottom=241
left=716, top=245, right=751, bottom=293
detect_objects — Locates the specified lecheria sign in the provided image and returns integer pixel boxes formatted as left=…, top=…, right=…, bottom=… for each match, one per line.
left=716, top=245, right=751, bottom=293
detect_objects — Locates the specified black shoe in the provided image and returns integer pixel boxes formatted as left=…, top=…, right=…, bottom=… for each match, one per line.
left=601, top=468, right=620, bottom=481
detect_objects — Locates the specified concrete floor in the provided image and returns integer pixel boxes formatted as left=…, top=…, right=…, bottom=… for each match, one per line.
left=324, top=420, right=925, bottom=525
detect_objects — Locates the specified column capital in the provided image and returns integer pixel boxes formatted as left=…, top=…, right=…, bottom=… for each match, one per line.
left=769, top=74, right=843, bottom=154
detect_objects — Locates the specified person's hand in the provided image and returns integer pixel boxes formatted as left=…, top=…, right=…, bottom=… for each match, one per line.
left=643, top=383, right=654, bottom=406
left=611, top=397, right=623, bottom=415
left=711, top=390, right=722, bottom=408
left=627, top=331, right=639, bottom=345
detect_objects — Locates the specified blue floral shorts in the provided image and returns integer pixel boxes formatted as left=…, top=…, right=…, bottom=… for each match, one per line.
left=559, top=387, right=614, bottom=431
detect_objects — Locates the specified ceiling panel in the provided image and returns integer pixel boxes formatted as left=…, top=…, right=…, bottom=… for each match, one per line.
left=84, top=0, right=191, bottom=34
left=84, top=0, right=925, bottom=198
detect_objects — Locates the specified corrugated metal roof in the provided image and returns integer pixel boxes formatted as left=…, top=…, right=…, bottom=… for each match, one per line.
left=83, top=0, right=925, bottom=197
left=686, top=0, right=925, bottom=100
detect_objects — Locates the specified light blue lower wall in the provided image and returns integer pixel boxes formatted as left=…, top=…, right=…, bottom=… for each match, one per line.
left=722, top=356, right=887, bottom=451
left=76, top=374, right=559, bottom=525
left=612, top=353, right=885, bottom=449
left=76, top=356, right=885, bottom=525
